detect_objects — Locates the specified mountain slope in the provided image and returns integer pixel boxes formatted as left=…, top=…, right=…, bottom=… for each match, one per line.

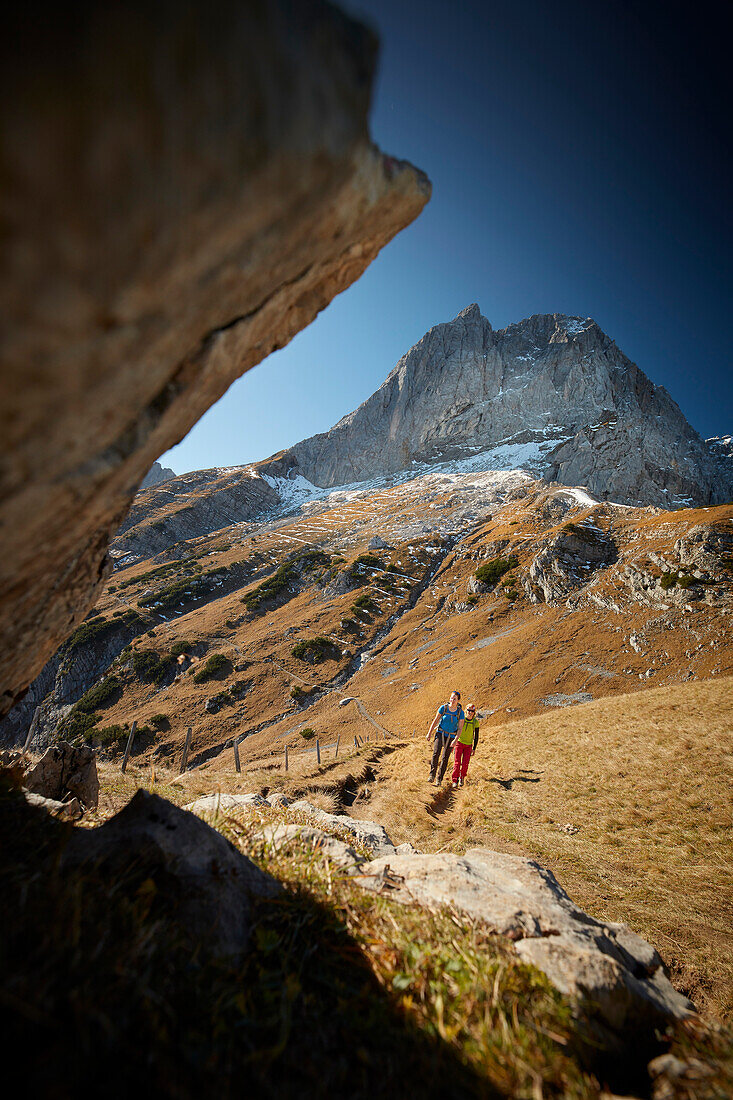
left=271, top=306, right=732, bottom=507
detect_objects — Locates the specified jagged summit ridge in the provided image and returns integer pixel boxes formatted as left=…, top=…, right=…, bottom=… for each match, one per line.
left=270, top=306, right=731, bottom=508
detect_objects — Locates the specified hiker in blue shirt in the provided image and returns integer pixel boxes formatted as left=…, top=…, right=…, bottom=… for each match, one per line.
left=426, top=690, right=465, bottom=784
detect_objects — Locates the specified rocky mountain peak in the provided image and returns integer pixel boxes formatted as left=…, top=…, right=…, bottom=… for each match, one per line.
left=267, top=306, right=731, bottom=508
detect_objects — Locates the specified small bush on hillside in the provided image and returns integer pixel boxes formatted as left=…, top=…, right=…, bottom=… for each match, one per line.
left=475, top=556, right=519, bottom=588
left=150, top=714, right=170, bottom=731
left=300, top=727, right=315, bottom=740
left=93, top=724, right=129, bottom=747
left=132, top=650, right=174, bottom=685
left=290, top=685, right=305, bottom=699
left=193, top=653, right=231, bottom=684
left=351, top=593, right=375, bottom=615
left=170, top=640, right=195, bottom=657
left=353, top=554, right=383, bottom=569
left=291, top=637, right=337, bottom=663
left=465, top=594, right=479, bottom=606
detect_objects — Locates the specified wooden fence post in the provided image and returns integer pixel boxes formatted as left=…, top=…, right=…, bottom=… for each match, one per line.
left=285, top=745, right=289, bottom=771
left=233, top=738, right=241, bottom=774
left=179, top=726, right=192, bottom=774
left=316, top=738, right=321, bottom=764
left=121, top=720, right=137, bottom=774
left=335, top=735, right=340, bottom=759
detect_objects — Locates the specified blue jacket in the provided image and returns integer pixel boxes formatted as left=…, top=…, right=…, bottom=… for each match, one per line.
left=437, top=703, right=464, bottom=736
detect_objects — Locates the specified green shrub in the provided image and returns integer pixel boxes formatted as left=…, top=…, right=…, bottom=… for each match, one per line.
left=354, top=554, right=383, bottom=569
left=57, top=710, right=99, bottom=742
left=60, top=609, right=147, bottom=656
left=93, top=724, right=129, bottom=747
left=465, top=594, right=479, bottom=605
left=170, top=640, right=194, bottom=657
left=660, top=571, right=678, bottom=590
left=193, top=653, right=231, bottom=684
left=352, top=593, right=375, bottom=612
left=677, top=575, right=697, bottom=589
left=243, top=561, right=297, bottom=612
left=76, top=677, right=120, bottom=713
left=300, top=727, right=315, bottom=740
left=475, top=556, right=519, bottom=588
left=291, top=637, right=337, bottom=662
left=132, top=650, right=174, bottom=685
left=150, top=714, right=169, bottom=731
left=290, top=686, right=305, bottom=699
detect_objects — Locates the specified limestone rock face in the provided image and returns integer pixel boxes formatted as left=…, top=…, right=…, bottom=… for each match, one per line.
left=24, top=742, right=100, bottom=810
left=526, top=522, right=617, bottom=604
left=0, top=1, right=430, bottom=718
left=357, top=846, right=693, bottom=1040
left=140, top=462, right=176, bottom=490
left=274, top=306, right=732, bottom=507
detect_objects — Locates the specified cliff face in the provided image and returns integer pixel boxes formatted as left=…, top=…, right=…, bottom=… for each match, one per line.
left=278, top=305, right=732, bottom=507
left=0, top=0, right=430, bottom=717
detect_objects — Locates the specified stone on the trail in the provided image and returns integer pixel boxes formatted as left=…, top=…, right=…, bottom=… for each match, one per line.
left=24, top=791, right=84, bottom=821
left=356, top=847, right=693, bottom=1038
left=288, top=800, right=395, bottom=854
left=260, top=823, right=362, bottom=868
left=186, top=792, right=267, bottom=814
left=265, top=792, right=291, bottom=807
left=63, top=791, right=279, bottom=956
left=24, top=742, right=99, bottom=809
left=339, top=697, right=355, bottom=707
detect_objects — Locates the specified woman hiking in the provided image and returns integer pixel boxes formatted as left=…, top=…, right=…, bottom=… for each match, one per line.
left=426, top=690, right=465, bottom=785
left=451, top=702, right=479, bottom=788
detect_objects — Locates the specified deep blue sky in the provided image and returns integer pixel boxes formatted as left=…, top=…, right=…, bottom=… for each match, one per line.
left=162, top=0, right=731, bottom=474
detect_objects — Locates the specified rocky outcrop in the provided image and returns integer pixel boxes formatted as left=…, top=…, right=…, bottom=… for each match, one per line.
left=268, top=306, right=732, bottom=507
left=140, top=462, right=176, bottom=490
left=0, top=1, right=430, bottom=718
left=113, top=467, right=281, bottom=564
left=526, top=522, right=617, bottom=604
left=25, top=742, right=100, bottom=810
left=62, top=791, right=280, bottom=956
left=209, top=796, right=694, bottom=1046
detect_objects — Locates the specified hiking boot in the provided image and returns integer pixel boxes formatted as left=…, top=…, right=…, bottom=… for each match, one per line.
left=458, top=777, right=464, bottom=787
left=451, top=780, right=458, bottom=789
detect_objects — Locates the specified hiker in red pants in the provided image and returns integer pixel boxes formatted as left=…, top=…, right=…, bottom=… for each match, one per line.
left=451, top=702, right=479, bottom=788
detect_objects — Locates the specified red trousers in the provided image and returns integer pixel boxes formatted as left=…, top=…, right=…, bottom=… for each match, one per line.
left=452, top=742, right=472, bottom=782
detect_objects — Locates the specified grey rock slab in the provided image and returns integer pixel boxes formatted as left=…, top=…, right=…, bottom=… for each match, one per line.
left=355, top=847, right=693, bottom=1035
left=260, top=823, right=363, bottom=869
left=288, top=800, right=395, bottom=853
left=186, top=792, right=267, bottom=814
left=265, top=792, right=292, bottom=807
left=63, top=791, right=279, bottom=957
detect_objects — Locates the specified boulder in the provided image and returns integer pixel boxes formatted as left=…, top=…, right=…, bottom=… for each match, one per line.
left=63, top=791, right=279, bottom=956
left=0, top=0, right=429, bottom=719
left=24, top=742, right=99, bottom=810
left=356, top=847, right=693, bottom=1041
left=186, top=792, right=267, bottom=814
left=24, top=791, right=84, bottom=822
left=288, top=799, right=395, bottom=854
